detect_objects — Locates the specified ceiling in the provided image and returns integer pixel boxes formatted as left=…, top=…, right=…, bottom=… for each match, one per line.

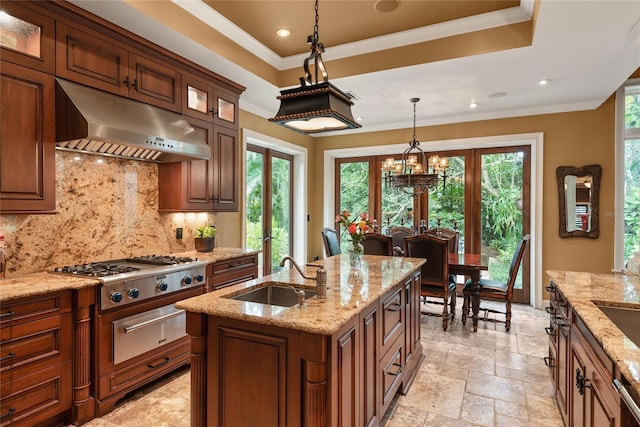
left=70, top=0, right=640, bottom=136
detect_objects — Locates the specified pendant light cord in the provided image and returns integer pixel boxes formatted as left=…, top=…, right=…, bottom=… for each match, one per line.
left=302, top=0, right=327, bottom=86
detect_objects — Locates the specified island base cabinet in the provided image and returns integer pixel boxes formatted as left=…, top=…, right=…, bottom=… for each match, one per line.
left=570, top=322, right=621, bottom=427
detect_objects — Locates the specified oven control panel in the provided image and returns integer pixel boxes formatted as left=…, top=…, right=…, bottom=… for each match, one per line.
left=100, top=266, right=205, bottom=310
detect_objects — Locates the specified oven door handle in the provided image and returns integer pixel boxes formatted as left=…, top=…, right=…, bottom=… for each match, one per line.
left=122, top=309, right=185, bottom=334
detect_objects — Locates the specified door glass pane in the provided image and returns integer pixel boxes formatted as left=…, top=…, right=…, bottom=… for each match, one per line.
left=218, top=98, right=235, bottom=123
left=381, top=160, right=414, bottom=232
left=187, top=85, right=208, bottom=113
left=0, top=12, right=41, bottom=57
left=339, top=161, right=370, bottom=253
left=245, top=150, right=264, bottom=274
left=427, top=155, right=465, bottom=251
left=270, top=156, right=291, bottom=272
left=480, top=151, right=525, bottom=287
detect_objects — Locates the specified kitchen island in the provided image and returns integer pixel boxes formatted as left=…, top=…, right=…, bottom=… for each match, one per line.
left=546, top=270, right=640, bottom=427
left=176, top=254, right=425, bottom=427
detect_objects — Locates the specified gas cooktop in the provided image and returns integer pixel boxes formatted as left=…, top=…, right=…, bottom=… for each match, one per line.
left=50, top=255, right=207, bottom=281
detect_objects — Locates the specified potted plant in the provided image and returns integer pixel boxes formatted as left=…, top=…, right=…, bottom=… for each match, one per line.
left=195, top=225, right=216, bottom=252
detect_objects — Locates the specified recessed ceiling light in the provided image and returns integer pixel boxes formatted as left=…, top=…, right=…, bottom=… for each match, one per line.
left=374, top=0, right=400, bottom=13
left=469, top=101, right=478, bottom=109
left=538, top=79, right=551, bottom=86
left=276, top=28, right=290, bottom=38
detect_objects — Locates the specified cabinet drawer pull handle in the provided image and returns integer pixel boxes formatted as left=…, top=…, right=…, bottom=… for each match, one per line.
left=386, top=303, right=402, bottom=312
left=122, top=309, right=185, bottom=333
left=544, top=327, right=555, bottom=337
left=545, top=285, right=555, bottom=292
left=0, top=408, right=16, bottom=419
left=124, top=76, right=130, bottom=87
left=0, top=310, right=15, bottom=319
left=388, top=362, right=403, bottom=376
left=576, top=368, right=591, bottom=395
left=543, top=356, right=555, bottom=368
left=148, top=357, right=171, bottom=369
left=545, top=306, right=555, bottom=314
left=557, top=300, right=567, bottom=307
left=229, top=263, right=246, bottom=268
left=132, top=78, right=138, bottom=90
left=0, top=352, right=15, bottom=361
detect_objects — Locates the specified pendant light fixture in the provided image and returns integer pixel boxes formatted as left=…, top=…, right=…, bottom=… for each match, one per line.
left=382, top=98, right=449, bottom=195
left=269, top=0, right=361, bottom=134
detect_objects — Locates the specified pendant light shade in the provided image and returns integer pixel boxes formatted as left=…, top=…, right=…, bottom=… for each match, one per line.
left=269, top=0, right=361, bottom=134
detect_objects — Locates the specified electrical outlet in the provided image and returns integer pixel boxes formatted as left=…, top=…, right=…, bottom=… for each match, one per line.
left=176, top=228, right=183, bottom=240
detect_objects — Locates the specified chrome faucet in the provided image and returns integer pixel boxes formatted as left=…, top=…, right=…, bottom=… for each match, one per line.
left=279, top=256, right=327, bottom=299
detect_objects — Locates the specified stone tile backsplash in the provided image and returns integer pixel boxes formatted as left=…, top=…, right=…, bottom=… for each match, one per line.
left=0, top=151, right=215, bottom=277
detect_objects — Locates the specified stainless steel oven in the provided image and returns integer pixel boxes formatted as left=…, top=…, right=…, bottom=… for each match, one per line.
left=50, top=255, right=207, bottom=416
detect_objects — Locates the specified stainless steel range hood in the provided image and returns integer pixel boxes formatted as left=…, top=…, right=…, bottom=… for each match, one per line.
left=55, top=78, right=210, bottom=163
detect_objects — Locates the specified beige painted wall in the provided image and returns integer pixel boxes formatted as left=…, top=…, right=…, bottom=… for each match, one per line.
left=236, top=95, right=618, bottom=301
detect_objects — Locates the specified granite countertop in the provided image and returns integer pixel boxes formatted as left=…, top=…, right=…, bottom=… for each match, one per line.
left=0, top=248, right=260, bottom=302
left=546, top=270, right=640, bottom=399
left=176, top=254, right=425, bottom=335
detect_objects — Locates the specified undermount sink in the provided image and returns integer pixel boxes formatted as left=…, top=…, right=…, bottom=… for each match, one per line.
left=596, top=304, right=640, bottom=347
left=226, top=283, right=317, bottom=307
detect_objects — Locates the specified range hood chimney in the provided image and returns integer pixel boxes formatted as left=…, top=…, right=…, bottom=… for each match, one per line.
left=55, top=78, right=210, bottom=163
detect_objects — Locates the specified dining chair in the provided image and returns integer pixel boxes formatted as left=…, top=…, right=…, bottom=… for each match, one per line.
left=321, top=227, right=341, bottom=257
left=389, top=226, right=415, bottom=256
left=462, top=234, right=530, bottom=332
left=361, top=233, right=393, bottom=255
left=424, top=227, right=459, bottom=254
left=404, top=234, right=456, bottom=331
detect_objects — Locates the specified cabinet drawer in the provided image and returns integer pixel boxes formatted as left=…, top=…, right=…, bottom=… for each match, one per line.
left=97, top=337, right=190, bottom=400
left=0, top=361, right=72, bottom=426
left=380, top=335, right=403, bottom=415
left=380, top=287, right=403, bottom=356
left=0, top=292, right=71, bottom=327
left=0, top=313, right=72, bottom=380
left=209, top=255, right=258, bottom=289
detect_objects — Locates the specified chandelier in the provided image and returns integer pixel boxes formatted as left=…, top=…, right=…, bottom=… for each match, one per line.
left=268, top=0, right=361, bottom=134
left=382, top=98, right=449, bottom=195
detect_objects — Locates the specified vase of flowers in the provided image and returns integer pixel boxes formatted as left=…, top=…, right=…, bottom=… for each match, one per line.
left=335, top=210, right=373, bottom=269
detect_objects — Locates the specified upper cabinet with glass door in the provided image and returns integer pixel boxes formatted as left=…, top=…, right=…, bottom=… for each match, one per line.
left=182, top=73, right=238, bottom=128
left=0, top=1, right=54, bottom=73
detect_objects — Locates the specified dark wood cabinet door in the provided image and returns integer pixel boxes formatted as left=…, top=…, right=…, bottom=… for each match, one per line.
left=212, top=126, right=239, bottom=212
left=213, top=86, right=239, bottom=129
left=361, top=303, right=380, bottom=427
left=158, top=118, right=214, bottom=212
left=56, top=22, right=129, bottom=97
left=182, top=73, right=215, bottom=121
left=129, top=54, right=181, bottom=113
left=0, top=1, right=55, bottom=74
left=0, top=61, right=55, bottom=212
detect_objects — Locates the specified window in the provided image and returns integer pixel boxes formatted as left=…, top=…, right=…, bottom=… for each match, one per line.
left=619, top=83, right=640, bottom=266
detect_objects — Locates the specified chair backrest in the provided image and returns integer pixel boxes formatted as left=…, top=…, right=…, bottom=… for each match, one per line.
left=389, top=226, right=415, bottom=249
left=361, top=233, right=393, bottom=255
left=321, top=227, right=341, bottom=257
left=424, top=227, right=459, bottom=254
left=505, top=234, right=531, bottom=297
left=403, top=234, right=449, bottom=288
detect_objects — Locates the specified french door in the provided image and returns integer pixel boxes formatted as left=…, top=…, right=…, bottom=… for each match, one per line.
left=335, top=145, right=531, bottom=304
left=245, top=144, right=293, bottom=276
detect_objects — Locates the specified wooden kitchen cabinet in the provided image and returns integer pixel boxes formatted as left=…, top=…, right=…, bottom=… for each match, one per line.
left=186, top=264, right=423, bottom=426
left=182, top=73, right=239, bottom=129
left=56, top=22, right=181, bottom=113
left=402, top=271, right=423, bottom=394
left=205, top=254, right=259, bottom=292
left=0, top=291, right=73, bottom=426
left=0, top=61, right=56, bottom=213
left=546, top=280, right=571, bottom=424
left=158, top=117, right=215, bottom=212
left=0, top=1, right=55, bottom=74
left=570, top=316, right=621, bottom=427
left=212, top=126, right=240, bottom=212
left=158, top=112, right=240, bottom=212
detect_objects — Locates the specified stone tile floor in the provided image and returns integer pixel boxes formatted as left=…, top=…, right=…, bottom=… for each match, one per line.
left=74, top=299, right=563, bottom=427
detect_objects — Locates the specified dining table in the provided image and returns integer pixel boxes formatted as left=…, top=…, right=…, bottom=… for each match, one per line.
left=448, top=252, right=489, bottom=332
